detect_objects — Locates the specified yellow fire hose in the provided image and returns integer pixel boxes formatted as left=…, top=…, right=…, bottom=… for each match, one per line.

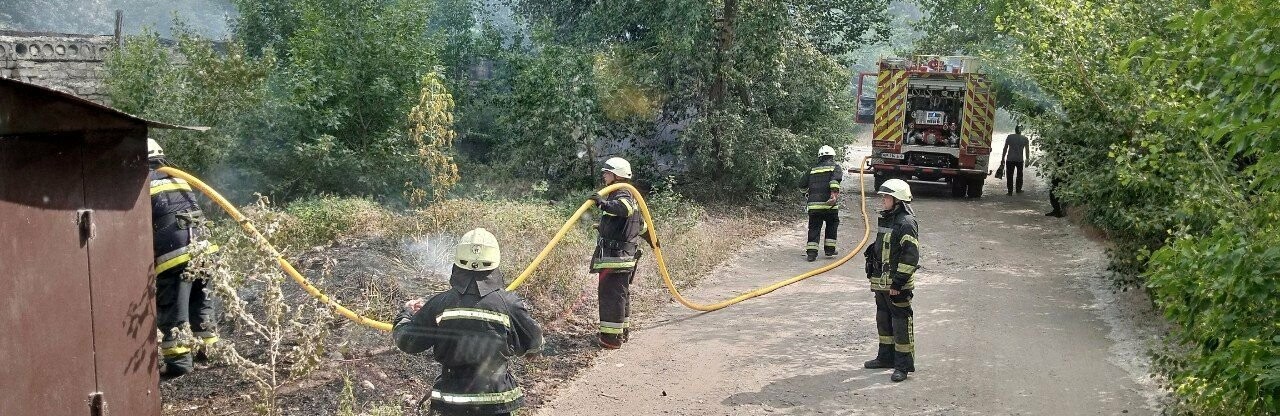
left=159, top=156, right=872, bottom=332
left=159, top=167, right=395, bottom=332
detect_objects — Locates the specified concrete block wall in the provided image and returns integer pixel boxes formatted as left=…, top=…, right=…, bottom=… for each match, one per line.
left=0, top=31, right=115, bottom=105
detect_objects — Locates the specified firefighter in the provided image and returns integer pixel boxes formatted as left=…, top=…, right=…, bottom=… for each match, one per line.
left=862, top=178, right=920, bottom=382
left=148, top=138, right=221, bottom=379
left=394, top=228, right=544, bottom=416
left=587, top=156, right=650, bottom=349
left=798, top=145, right=843, bottom=262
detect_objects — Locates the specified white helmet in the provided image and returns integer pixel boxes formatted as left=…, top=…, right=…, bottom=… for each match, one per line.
left=877, top=178, right=913, bottom=202
left=455, top=228, right=501, bottom=271
left=147, top=138, right=164, bottom=158
left=602, top=157, right=633, bottom=179
left=818, top=145, right=836, bottom=157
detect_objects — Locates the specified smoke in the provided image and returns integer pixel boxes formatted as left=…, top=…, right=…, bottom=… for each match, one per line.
left=0, top=0, right=235, bottom=38
left=401, top=233, right=457, bottom=283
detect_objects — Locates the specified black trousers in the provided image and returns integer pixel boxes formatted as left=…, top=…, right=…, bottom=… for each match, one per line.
left=1049, top=177, right=1063, bottom=213
left=806, top=211, right=839, bottom=254
left=157, top=264, right=215, bottom=371
left=1005, top=160, right=1025, bottom=193
left=598, top=269, right=633, bottom=340
left=874, top=290, right=915, bottom=372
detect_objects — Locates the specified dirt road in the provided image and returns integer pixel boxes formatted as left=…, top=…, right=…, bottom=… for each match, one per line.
left=537, top=153, right=1168, bottom=415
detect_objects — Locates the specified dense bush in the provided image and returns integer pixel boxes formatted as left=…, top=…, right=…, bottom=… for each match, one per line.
left=919, top=0, right=1280, bottom=412
left=106, top=0, right=453, bottom=202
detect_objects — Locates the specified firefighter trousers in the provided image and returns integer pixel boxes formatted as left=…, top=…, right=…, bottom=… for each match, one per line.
left=806, top=211, right=839, bottom=255
left=598, top=269, right=634, bottom=343
left=874, top=290, right=915, bottom=372
left=157, top=264, right=217, bottom=372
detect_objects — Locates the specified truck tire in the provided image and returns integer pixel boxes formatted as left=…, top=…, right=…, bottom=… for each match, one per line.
left=950, top=177, right=967, bottom=197
left=967, top=176, right=985, bottom=198
left=874, top=173, right=887, bottom=192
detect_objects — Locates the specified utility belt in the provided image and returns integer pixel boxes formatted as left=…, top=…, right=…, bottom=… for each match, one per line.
left=174, top=210, right=207, bottom=229
left=157, top=209, right=208, bottom=231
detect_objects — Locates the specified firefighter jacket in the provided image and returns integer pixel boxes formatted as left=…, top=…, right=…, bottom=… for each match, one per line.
left=150, top=167, right=218, bottom=274
left=798, top=159, right=843, bottom=213
left=864, top=203, right=919, bottom=291
left=591, top=186, right=649, bottom=273
left=393, top=267, right=544, bottom=414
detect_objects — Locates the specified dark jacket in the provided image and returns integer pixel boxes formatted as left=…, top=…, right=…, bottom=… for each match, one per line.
left=591, top=186, right=647, bottom=273
left=864, top=203, right=920, bottom=291
left=798, top=158, right=843, bottom=213
left=150, top=165, right=217, bottom=274
left=393, top=267, right=544, bottom=414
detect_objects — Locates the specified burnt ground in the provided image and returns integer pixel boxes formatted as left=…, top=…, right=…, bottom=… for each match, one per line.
left=158, top=235, right=606, bottom=415
left=158, top=209, right=778, bottom=415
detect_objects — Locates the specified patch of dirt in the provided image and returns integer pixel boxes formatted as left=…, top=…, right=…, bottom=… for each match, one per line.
left=159, top=216, right=768, bottom=415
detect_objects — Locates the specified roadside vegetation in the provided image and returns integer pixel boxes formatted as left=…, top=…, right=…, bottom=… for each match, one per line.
left=917, top=0, right=1280, bottom=413
left=104, top=0, right=878, bottom=413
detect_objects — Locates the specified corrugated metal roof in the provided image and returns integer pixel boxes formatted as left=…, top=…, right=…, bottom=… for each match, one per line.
left=0, top=76, right=209, bottom=134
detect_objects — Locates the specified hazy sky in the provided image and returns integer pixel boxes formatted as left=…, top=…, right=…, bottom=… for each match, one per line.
left=0, top=0, right=236, bottom=38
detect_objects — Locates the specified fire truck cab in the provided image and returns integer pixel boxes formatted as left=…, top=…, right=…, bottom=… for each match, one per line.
left=856, top=55, right=995, bottom=197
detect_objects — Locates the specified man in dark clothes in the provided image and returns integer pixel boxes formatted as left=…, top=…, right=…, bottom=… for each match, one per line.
left=1001, top=125, right=1031, bottom=195
left=149, top=138, right=221, bottom=380
left=394, top=228, right=544, bottom=416
left=798, top=145, right=843, bottom=262
left=863, top=179, right=920, bottom=383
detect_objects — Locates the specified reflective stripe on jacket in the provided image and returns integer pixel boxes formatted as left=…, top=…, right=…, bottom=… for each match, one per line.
left=151, top=168, right=216, bottom=273
left=798, top=160, right=843, bottom=212
left=592, top=186, right=645, bottom=272
left=864, top=204, right=920, bottom=291
left=393, top=267, right=544, bottom=415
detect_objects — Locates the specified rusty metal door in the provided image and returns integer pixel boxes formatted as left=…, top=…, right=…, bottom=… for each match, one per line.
left=0, top=136, right=100, bottom=415
left=81, top=131, right=160, bottom=415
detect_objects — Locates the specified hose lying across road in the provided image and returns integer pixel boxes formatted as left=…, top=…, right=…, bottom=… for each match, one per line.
left=159, top=156, right=873, bottom=333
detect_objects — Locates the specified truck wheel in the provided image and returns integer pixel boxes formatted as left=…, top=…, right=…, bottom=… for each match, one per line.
left=967, top=176, right=985, bottom=198
left=874, top=174, right=886, bottom=191
left=950, top=177, right=967, bottom=197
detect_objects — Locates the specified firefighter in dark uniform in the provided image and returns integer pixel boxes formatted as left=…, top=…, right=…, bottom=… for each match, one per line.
left=798, top=145, right=843, bottom=262
left=863, top=178, right=920, bottom=382
left=148, top=138, right=221, bottom=379
left=587, top=156, right=650, bottom=349
left=394, top=228, right=544, bottom=416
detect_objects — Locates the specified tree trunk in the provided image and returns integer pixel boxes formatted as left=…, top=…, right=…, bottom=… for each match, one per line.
left=709, top=0, right=738, bottom=179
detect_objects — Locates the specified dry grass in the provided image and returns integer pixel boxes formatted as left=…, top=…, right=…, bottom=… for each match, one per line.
left=187, top=194, right=779, bottom=415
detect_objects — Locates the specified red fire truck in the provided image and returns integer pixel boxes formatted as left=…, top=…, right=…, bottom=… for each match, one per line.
left=856, top=55, right=995, bottom=197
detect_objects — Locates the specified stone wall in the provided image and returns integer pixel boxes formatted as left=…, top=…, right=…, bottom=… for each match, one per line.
left=0, top=30, right=115, bottom=105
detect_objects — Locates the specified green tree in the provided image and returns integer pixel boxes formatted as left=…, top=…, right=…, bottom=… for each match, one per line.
left=500, top=0, right=887, bottom=198
left=916, top=0, right=1280, bottom=412
left=231, top=0, right=441, bottom=199
left=105, top=26, right=272, bottom=177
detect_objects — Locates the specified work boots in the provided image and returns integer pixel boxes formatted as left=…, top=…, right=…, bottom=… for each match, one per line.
left=891, top=370, right=908, bottom=382
left=863, top=343, right=894, bottom=369
left=160, top=355, right=193, bottom=381
left=599, top=333, right=623, bottom=350
left=825, top=249, right=838, bottom=257
left=864, top=359, right=893, bottom=369
left=806, top=250, right=818, bottom=262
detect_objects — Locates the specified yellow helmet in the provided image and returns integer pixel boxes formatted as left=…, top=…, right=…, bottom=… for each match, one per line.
left=455, top=228, right=500, bottom=271
left=602, top=157, right=633, bottom=179
left=877, top=178, right=913, bottom=202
